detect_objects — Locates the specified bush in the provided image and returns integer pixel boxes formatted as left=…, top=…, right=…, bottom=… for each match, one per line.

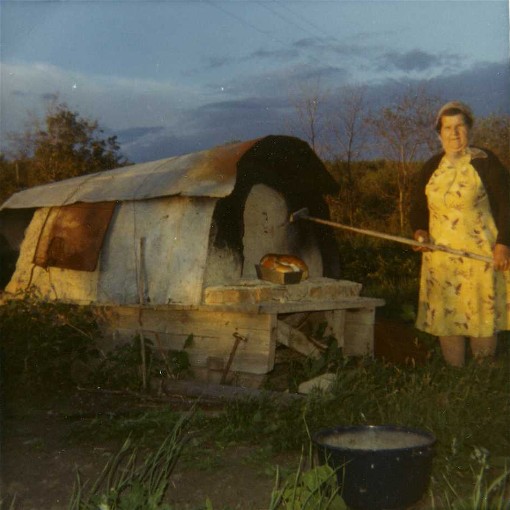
left=337, top=236, right=421, bottom=320
left=0, top=294, right=101, bottom=391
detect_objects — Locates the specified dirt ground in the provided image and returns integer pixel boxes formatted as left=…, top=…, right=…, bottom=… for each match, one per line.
left=1, top=388, right=304, bottom=510
left=0, top=319, right=430, bottom=510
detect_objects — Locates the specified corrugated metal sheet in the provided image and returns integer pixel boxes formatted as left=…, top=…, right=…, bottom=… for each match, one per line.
left=0, top=138, right=261, bottom=210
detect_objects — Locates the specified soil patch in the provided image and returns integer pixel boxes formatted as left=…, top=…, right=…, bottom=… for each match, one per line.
left=1, top=320, right=434, bottom=509
left=374, top=319, right=431, bottom=364
left=0, top=390, right=299, bottom=510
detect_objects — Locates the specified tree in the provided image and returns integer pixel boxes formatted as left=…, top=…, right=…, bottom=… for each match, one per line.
left=472, top=113, right=510, bottom=169
left=7, top=99, right=128, bottom=186
left=287, top=78, right=328, bottom=154
left=368, top=87, right=441, bottom=232
left=0, top=154, right=21, bottom=204
left=326, top=85, right=369, bottom=225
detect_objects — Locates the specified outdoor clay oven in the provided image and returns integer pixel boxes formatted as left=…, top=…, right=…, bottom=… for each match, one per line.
left=0, top=136, right=383, bottom=384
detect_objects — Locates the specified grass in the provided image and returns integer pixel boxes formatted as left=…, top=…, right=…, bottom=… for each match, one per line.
left=64, top=349, right=510, bottom=508
left=68, top=410, right=194, bottom=510
left=3, top=242, right=509, bottom=507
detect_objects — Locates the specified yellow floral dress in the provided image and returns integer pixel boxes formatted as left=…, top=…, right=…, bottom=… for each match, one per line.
left=416, top=149, right=510, bottom=337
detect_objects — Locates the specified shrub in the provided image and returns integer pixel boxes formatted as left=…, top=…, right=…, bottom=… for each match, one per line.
left=0, top=293, right=101, bottom=391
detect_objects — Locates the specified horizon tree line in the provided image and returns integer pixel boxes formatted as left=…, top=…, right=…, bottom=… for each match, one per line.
left=0, top=89, right=508, bottom=235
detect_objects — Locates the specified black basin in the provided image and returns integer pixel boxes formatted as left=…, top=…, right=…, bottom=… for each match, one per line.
left=313, top=425, right=436, bottom=510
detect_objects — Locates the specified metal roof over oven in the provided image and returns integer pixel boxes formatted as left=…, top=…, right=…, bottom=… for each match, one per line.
left=0, top=139, right=261, bottom=210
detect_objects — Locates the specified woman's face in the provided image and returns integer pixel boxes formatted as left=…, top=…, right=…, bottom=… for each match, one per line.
left=439, top=113, right=470, bottom=156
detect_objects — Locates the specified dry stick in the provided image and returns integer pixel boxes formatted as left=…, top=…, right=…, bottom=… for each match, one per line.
left=153, top=332, right=173, bottom=377
left=304, top=334, right=328, bottom=352
left=294, top=212, right=493, bottom=264
left=138, top=237, right=147, bottom=391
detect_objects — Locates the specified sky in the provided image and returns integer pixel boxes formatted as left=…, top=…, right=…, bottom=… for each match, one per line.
left=1, top=0, right=509, bottom=163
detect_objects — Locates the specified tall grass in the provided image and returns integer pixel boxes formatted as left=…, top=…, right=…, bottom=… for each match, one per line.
left=67, top=347, right=509, bottom=505
left=204, top=353, right=510, bottom=506
left=69, top=410, right=194, bottom=510
left=65, top=362, right=509, bottom=509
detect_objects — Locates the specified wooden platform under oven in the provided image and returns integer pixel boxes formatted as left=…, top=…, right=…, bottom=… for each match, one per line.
left=98, top=278, right=385, bottom=383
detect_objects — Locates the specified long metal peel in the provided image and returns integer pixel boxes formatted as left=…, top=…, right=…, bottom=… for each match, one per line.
left=290, top=207, right=493, bottom=264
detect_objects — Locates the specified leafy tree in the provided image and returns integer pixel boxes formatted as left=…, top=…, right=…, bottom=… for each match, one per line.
left=327, top=159, right=407, bottom=233
left=7, top=99, right=128, bottom=187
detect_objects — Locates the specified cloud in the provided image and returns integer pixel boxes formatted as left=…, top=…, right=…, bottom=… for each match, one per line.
left=11, top=90, right=29, bottom=98
left=382, top=49, right=438, bottom=72
left=114, top=95, right=291, bottom=162
left=198, top=35, right=370, bottom=75
left=122, top=59, right=509, bottom=162
left=198, top=55, right=233, bottom=71
left=361, top=60, right=510, bottom=115
left=425, top=61, right=510, bottom=116
left=378, top=49, right=463, bottom=73
left=218, top=62, right=350, bottom=101
left=116, top=127, right=199, bottom=162
left=116, top=126, right=165, bottom=145
left=249, top=47, right=300, bottom=61
left=2, top=58, right=508, bottom=164
left=0, top=61, right=209, bottom=150
left=192, top=96, right=288, bottom=136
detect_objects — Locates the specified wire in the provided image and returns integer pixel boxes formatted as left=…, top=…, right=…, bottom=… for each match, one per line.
left=204, top=0, right=288, bottom=46
left=256, top=1, right=316, bottom=38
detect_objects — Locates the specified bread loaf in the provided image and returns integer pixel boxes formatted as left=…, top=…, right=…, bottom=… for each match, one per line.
left=259, top=254, right=309, bottom=279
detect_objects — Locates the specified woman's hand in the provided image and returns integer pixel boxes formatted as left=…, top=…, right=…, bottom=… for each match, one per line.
left=413, top=230, right=431, bottom=252
left=493, top=243, right=510, bottom=271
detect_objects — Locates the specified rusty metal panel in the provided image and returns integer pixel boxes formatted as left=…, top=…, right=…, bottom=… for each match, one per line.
left=1, top=139, right=261, bottom=210
left=7, top=197, right=217, bottom=305
left=5, top=208, right=101, bottom=302
left=33, top=202, right=116, bottom=272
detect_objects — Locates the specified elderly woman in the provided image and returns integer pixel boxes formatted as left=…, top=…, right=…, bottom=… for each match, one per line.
left=410, top=101, right=510, bottom=366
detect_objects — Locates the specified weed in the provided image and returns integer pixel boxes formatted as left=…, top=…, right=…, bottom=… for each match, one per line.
left=0, top=293, right=193, bottom=394
left=69, top=409, right=194, bottom=510
left=268, top=445, right=346, bottom=510
left=90, top=335, right=193, bottom=392
left=434, top=455, right=510, bottom=509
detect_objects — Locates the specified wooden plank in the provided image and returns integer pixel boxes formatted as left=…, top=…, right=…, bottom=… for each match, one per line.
left=197, top=297, right=384, bottom=314
left=103, top=295, right=385, bottom=314
left=277, top=320, right=321, bottom=358
left=160, top=379, right=304, bottom=403
left=102, top=307, right=277, bottom=374
left=109, top=307, right=276, bottom=334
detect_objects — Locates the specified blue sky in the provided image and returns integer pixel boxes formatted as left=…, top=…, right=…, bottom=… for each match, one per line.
left=1, top=0, right=509, bottom=162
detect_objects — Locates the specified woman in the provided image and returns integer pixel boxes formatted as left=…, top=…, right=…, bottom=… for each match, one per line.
left=410, top=101, right=510, bottom=366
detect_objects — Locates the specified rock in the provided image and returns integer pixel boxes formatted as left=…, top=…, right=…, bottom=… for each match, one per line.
left=298, top=373, right=336, bottom=395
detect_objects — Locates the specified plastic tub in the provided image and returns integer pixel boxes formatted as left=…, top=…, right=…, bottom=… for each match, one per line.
left=313, top=425, right=436, bottom=510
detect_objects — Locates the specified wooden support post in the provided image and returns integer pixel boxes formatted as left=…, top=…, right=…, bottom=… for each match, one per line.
left=344, top=307, right=375, bottom=357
